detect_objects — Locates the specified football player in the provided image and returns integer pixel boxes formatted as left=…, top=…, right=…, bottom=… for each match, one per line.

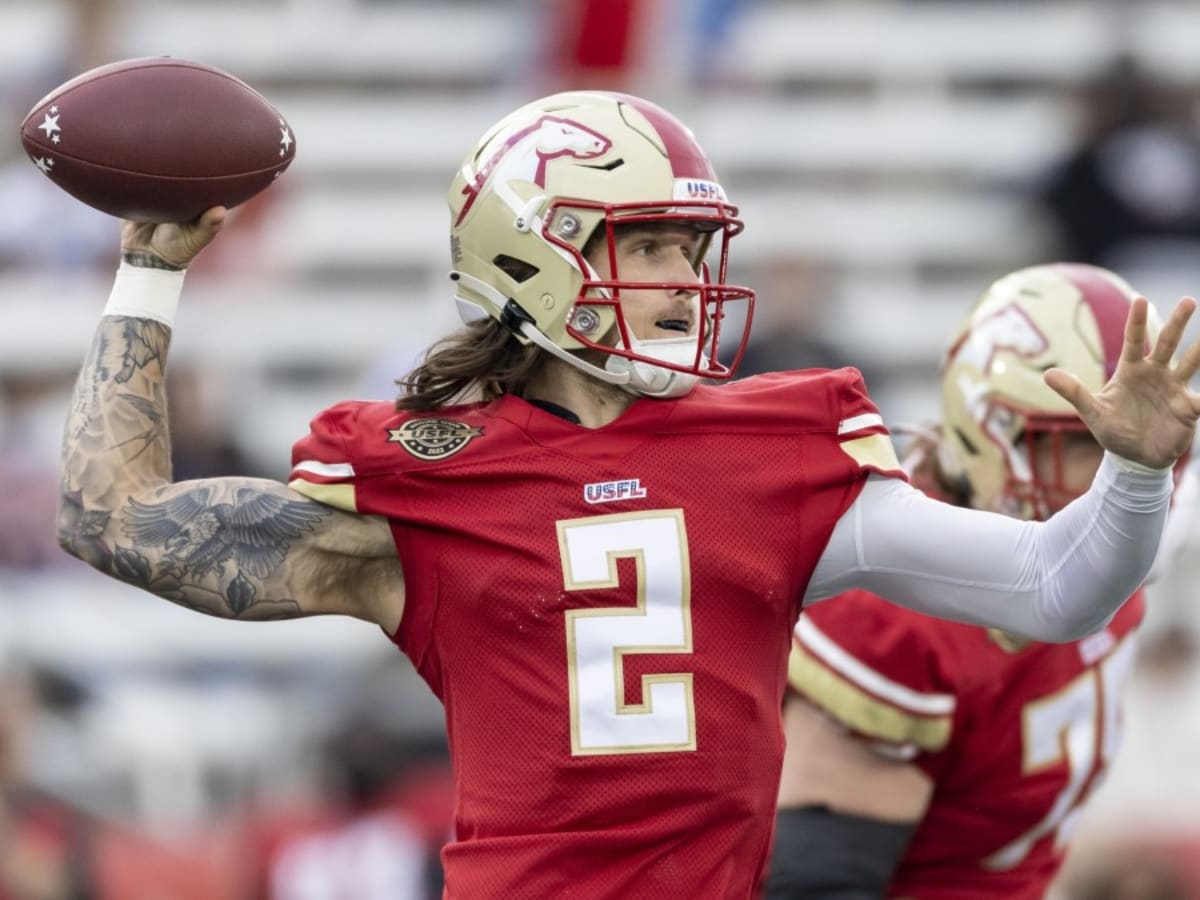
left=765, top=263, right=1180, bottom=900
left=58, top=92, right=1200, bottom=899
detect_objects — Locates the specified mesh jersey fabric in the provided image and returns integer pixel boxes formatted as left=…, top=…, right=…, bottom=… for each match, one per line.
left=290, top=369, right=902, bottom=899
left=790, top=587, right=1146, bottom=900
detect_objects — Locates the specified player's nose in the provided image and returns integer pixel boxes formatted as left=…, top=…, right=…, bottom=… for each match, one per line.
left=669, top=254, right=702, bottom=295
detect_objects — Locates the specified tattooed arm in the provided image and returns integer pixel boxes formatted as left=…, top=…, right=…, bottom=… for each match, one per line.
left=57, top=210, right=403, bottom=630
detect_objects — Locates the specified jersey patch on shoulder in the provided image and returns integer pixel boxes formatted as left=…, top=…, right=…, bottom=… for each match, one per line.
left=388, top=418, right=484, bottom=460
left=790, top=617, right=954, bottom=751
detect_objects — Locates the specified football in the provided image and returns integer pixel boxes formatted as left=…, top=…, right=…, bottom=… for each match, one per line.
left=19, top=57, right=296, bottom=222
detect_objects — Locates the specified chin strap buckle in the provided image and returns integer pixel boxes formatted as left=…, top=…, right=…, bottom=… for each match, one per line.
left=499, top=299, right=536, bottom=336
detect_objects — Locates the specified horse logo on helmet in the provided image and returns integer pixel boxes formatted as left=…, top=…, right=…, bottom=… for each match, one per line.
left=455, top=116, right=612, bottom=225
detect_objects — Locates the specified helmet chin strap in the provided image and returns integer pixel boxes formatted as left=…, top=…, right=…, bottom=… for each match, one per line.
left=450, top=269, right=702, bottom=398
left=522, top=324, right=702, bottom=399
left=451, top=269, right=630, bottom=387
left=604, top=333, right=702, bottom=399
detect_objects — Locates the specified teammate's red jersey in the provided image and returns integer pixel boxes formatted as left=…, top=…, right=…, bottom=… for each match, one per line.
left=790, top=585, right=1146, bottom=900
left=289, top=370, right=902, bottom=899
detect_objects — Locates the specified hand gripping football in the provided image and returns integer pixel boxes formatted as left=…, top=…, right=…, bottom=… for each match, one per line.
left=19, top=57, right=296, bottom=222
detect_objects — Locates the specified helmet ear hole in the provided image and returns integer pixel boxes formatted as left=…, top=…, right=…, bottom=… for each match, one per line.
left=494, top=255, right=539, bottom=284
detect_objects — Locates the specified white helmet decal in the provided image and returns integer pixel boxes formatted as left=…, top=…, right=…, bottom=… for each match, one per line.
left=456, top=116, right=612, bottom=226
left=952, top=304, right=1049, bottom=375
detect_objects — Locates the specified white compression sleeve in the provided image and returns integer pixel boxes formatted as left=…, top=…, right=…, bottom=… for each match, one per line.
left=805, top=452, right=1173, bottom=641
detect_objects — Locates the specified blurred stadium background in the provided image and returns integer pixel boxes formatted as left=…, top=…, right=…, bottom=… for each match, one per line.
left=3, top=0, right=1200, bottom=897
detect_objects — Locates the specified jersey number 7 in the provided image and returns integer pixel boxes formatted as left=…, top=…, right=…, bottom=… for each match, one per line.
left=984, top=635, right=1137, bottom=869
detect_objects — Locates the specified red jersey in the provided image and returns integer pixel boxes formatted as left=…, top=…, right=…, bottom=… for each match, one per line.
left=790, top=587, right=1146, bottom=900
left=289, top=370, right=902, bottom=899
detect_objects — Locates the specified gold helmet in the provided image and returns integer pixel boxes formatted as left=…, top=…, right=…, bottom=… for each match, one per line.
left=447, top=91, right=755, bottom=398
left=939, top=263, right=1160, bottom=519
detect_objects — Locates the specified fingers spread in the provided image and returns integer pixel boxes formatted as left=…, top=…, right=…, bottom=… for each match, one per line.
left=1121, top=297, right=1149, bottom=363
left=1045, top=368, right=1095, bottom=420
left=1175, top=327, right=1200, bottom=384
left=1151, top=296, right=1197, bottom=366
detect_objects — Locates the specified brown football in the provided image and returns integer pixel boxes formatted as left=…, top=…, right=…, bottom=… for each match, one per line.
left=19, top=57, right=296, bottom=222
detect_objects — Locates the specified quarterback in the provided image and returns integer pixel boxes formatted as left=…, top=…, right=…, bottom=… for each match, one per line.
left=58, top=92, right=1200, bottom=898
left=766, top=264, right=1175, bottom=899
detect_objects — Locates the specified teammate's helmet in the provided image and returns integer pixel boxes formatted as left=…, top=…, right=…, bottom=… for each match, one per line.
left=939, top=263, right=1159, bottom=520
left=447, top=91, right=755, bottom=398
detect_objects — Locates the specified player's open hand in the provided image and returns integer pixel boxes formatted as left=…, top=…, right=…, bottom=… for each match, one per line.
left=120, top=206, right=227, bottom=270
left=1046, top=296, right=1200, bottom=469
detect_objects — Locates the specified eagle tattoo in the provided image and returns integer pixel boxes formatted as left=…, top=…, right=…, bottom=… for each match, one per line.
left=122, top=486, right=330, bottom=581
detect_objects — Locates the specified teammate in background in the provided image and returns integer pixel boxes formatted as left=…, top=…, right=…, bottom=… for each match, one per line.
left=57, top=91, right=1200, bottom=898
left=766, top=263, right=1177, bottom=900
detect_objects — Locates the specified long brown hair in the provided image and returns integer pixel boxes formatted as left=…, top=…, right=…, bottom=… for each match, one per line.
left=395, top=219, right=648, bottom=411
left=395, top=319, right=548, bottom=411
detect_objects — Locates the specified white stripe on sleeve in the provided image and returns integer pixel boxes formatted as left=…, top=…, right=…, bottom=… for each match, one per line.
left=838, top=413, right=883, bottom=435
left=292, top=460, right=356, bottom=479
left=797, top=617, right=956, bottom=716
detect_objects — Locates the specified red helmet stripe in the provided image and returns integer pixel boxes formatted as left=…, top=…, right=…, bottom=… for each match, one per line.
left=1051, top=263, right=1131, bottom=379
left=614, top=94, right=716, bottom=181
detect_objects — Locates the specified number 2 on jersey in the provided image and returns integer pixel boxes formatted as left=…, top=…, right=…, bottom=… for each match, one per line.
left=557, top=510, right=696, bottom=756
left=984, top=635, right=1137, bottom=869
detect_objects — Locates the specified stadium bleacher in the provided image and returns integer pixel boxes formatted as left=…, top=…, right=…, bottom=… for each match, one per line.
left=4, top=5, right=1200, bottom=886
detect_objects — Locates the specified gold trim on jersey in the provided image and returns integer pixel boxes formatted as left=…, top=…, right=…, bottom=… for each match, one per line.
left=789, top=644, right=952, bottom=751
left=558, top=509, right=697, bottom=756
left=987, top=628, right=1033, bottom=653
left=288, top=479, right=358, bottom=513
left=837, top=432, right=901, bottom=472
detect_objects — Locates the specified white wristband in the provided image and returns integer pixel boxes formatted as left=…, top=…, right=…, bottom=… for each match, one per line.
left=102, top=260, right=186, bottom=328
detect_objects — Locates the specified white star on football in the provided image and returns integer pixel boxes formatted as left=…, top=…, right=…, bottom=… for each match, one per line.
left=279, top=127, right=293, bottom=155
left=38, top=112, right=61, bottom=138
left=32, top=156, right=54, bottom=174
